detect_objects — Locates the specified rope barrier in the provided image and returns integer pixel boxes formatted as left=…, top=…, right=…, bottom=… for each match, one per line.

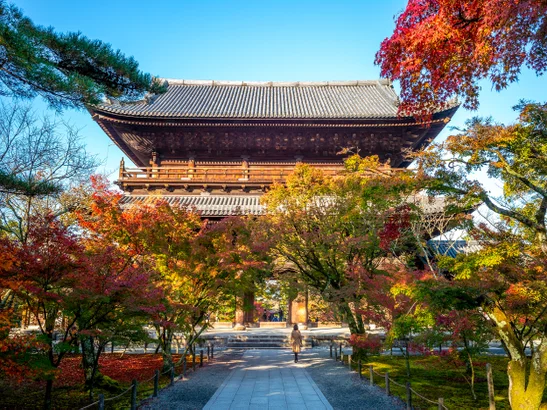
left=79, top=384, right=132, bottom=409
left=142, top=373, right=158, bottom=383
left=102, top=385, right=133, bottom=403
left=76, top=343, right=216, bottom=410
left=160, top=366, right=173, bottom=375
left=79, top=401, right=100, bottom=410
left=388, top=378, right=406, bottom=388
left=367, top=366, right=444, bottom=408
left=372, top=369, right=384, bottom=377
left=410, top=387, right=440, bottom=405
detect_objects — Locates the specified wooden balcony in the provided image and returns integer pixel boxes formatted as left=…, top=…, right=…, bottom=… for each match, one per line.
left=117, top=162, right=402, bottom=193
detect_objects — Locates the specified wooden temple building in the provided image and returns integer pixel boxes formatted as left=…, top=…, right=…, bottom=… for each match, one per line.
left=89, top=79, right=458, bottom=329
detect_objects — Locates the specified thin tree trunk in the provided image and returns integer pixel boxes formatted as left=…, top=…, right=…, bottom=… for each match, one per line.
left=462, top=335, right=477, bottom=401
left=80, top=336, right=97, bottom=388
left=160, top=328, right=174, bottom=371
left=339, top=302, right=368, bottom=360
left=404, top=340, right=411, bottom=378
left=84, top=339, right=105, bottom=400
left=44, top=379, right=53, bottom=410
left=44, top=331, right=55, bottom=410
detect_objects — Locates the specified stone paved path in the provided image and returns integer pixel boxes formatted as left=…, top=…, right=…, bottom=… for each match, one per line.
left=203, top=350, right=333, bottom=410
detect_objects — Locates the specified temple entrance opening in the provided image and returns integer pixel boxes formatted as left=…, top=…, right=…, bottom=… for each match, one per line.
left=256, top=280, right=286, bottom=323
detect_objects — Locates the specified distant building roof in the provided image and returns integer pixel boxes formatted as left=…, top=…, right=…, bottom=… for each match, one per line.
left=427, top=240, right=482, bottom=258
left=97, top=79, right=402, bottom=120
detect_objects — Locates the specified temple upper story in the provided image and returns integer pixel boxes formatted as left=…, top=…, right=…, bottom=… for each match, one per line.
left=89, top=79, right=458, bottom=168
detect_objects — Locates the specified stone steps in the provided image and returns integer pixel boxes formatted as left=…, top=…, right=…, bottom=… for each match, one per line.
left=226, top=335, right=312, bottom=349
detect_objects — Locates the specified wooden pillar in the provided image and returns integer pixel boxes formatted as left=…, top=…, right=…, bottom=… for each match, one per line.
left=233, top=296, right=246, bottom=331
left=290, top=287, right=308, bottom=330
left=149, top=151, right=159, bottom=178
left=241, top=158, right=249, bottom=181
left=187, top=158, right=195, bottom=179
left=243, top=291, right=255, bottom=326
left=119, top=157, right=125, bottom=180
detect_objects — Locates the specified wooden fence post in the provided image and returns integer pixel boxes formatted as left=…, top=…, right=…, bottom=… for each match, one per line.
left=385, top=372, right=390, bottom=396
left=130, top=379, right=138, bottom=410
left=438, top=397, right=444, bottom=410
left=170, top=366, right=175, bottom=386
left=207, top=344, right=211, bottom=359
left=98, top=394, right=104, bottom=410
left=486, top=363, right=496, bottom=410
left=339, top=343, right=342, bottom=357
left=406, top=382, right=412, bottom=410
left=192, top=351, right=196, bottom=371
left=211, top=344, right=214, bottom=358
left=153, top=369, right=159, bottom=397
left=330, top=344, right=333, bottom=358
left=182, top=357, right=187, bottom=379
left=335, top=350, right=338, bottom=361
left=200, top=349, right=204, bottom=367
left=369, top=365, right=374, bottom=386
left=358, top=359, right=362, bottom=379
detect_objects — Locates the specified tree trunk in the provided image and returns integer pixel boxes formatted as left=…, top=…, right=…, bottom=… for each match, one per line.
left=44, top=379, right=53, bottom=410
left=339, top=303, right=368, bottom=360
left=339, top=303, right=364, bottom=334
left=507, top=359, right=546, bottom=410
left=462, top=335, right=477, bottom=401
left=488, top=308, right=547, bottom=409
left=160, top=328, right=174, bottom=371
left=44, top=330, right=55, bottom=410
left=80, top=336, right=98, bottom=388
left=404, top=340, right=411, bottom=378
left=80, top=336, right=108, bottom=400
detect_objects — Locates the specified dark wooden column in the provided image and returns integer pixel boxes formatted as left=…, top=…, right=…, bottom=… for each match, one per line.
left=243, top=291, right=255, bottom=326
left=289, top=287, right=308, bottom=330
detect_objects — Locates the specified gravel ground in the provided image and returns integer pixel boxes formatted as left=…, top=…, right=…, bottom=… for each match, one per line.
left=298, top=349, right=404, bottom=410
left=140, top=348, right=403, bottom=410
left=140, top=349, right=244, bottom=410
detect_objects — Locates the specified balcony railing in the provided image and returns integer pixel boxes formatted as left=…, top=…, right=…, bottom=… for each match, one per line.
left=117, top=164, right=405, bottom=191
left=120, top=166, right=343, bottom=183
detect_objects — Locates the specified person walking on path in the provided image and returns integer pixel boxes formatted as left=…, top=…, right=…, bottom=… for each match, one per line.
left=291, top=324, right=303, bottom=363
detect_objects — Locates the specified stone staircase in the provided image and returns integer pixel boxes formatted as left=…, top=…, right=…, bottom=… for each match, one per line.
left=226, top=334, right=312, bottom=349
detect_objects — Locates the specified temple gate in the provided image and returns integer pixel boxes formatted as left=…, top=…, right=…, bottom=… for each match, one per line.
left=89, top=79, right=457, bottom=329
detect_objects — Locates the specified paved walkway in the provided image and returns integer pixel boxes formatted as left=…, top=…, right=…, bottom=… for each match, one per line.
left=203, top=350, right=333, bottom=410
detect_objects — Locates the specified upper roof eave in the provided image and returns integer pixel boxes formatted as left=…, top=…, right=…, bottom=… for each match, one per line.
left=89, top=104, right=459, bottom=127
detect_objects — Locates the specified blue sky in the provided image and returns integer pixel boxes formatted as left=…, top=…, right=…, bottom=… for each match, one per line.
left=15, top=0, right=547, bottom=178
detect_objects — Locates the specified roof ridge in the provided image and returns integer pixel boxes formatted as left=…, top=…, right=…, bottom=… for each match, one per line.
left=161, top=79, right=391, bottom=87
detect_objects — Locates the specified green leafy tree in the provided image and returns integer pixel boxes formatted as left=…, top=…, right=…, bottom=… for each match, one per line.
left=259, top=160, right=417, bottom=357
left=0, top=1, right=165, bottom=195
left=0, top=1, right=165, bottom=110
left=416, top=102, right=547, bottom=409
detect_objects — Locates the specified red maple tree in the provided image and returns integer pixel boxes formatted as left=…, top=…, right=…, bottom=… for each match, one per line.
left=376, top=0, right=547, bottom=114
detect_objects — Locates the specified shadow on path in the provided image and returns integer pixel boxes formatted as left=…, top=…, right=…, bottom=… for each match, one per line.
left=296, top=349, right=404, bottom=410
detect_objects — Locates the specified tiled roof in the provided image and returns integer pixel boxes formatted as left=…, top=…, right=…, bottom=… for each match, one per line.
left=119, top=194, right=452, bottom=218
left=119, top=195, right=264, bottom=217
left=427, top=240, right=482, bottom=258
left=407, top=194, right=448, bottom=214
left=97, top=79, right=400, bottom=120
